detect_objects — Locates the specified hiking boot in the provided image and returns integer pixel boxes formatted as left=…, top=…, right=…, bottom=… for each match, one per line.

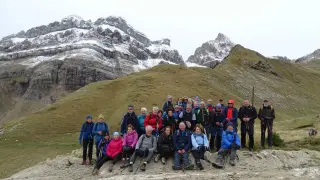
left=212, top=158, right=223, bottom=169
left=260, top=145, right=265, bottom=150
left=81, top=160, right=86, bottom=165
left=87, top=160, right=92, bottom=165
left=249, top=148, right=253, bottom=152
left=161, top=157, right=166, bottom=165
left=140, top=163, right=146, bottom=171
left=108, top=164, right=114, bottom=172
left=128, top=164, right=133, bottom=172
left=172, top=166, right=182, bottom=170
left=154, top=154, right=161, bottom=163
left=268, top=145, right=273, bottom=149
left=185, top=164, right=194, bottom=170
left=229, top=159, right=236, bottom=166
left=197, top=162, right=204, bottom=170
left=92, top=168, right=98, bottom=175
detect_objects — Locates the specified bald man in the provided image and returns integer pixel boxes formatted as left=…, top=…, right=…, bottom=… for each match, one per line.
left=238, top=100, right=257, bottom=151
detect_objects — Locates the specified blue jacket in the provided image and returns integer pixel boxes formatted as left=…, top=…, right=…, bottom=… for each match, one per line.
left=221, top=130, right=240, bottom=149
left=92, top=122, right=109, bottom=143
left=173, top=130, right=191, bottom=151
left=192, top=107, right=200, bottom=114
left=120, top=112, right=139, bottom=134
left=223, top=107, right=238, bottom=128
left=162, top=111, right=180, bottom=120
left=137, top=114, right=146, bottom=132
left=98, top=138, right=111, bottom=156
left=191, top=133, right=209, bottom=150
left=79, top=121, right=95, bottom=141
left=182, top=102, right=188, bottom=110
left=212, top=111, right=226, bottom=136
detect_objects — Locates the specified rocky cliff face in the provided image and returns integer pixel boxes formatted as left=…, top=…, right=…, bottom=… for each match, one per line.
left=0, top=15, right=185, bottom=123
left=295, top=49, right=320, bottom=63
left=187, top=33, right=235, bottom=68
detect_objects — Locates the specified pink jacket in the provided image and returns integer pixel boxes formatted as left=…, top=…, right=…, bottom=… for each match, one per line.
left=106, top=138, right=123, bottom=158
left=123, top=130, right=138, bottom=148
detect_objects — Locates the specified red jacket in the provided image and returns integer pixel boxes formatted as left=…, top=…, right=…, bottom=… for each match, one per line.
left=106, top=138, right=123, bottom=158
left=144, top=113, right=163, bottom=131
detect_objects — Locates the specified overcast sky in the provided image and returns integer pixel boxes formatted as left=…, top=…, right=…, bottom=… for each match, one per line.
left=1, top=0, right=319, bottom=60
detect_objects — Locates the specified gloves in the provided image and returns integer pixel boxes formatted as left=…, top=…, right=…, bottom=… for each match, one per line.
left=231, top=142, right=240, bottom=150
left=144, top=148, right=149, bottom=154
left=78, top=138, right=82, bottom=145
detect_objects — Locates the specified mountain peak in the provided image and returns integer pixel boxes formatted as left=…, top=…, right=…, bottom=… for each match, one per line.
left=62, top=15, right=84, bottom=22
left=296, top=48, right=320, bottom=63
left=187, top=33, right=235, bottom=68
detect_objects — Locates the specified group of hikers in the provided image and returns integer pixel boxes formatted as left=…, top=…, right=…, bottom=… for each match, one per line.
left=78, top=95, right=276, bottom=175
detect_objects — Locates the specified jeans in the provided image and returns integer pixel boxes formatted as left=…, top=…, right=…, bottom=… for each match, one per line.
left=174, top=151, right=189, bottom=168
left=82, top=139, right=93, bottom=161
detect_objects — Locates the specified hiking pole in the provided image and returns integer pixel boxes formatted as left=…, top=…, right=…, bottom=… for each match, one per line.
left=134, top=157, right=144, bottom=174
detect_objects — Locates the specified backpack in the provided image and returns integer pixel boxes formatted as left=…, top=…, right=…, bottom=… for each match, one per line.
left=82, top=122, right=94, bottom=132
left=139, top=134, right=155, bottom=149
left=94, top=122, right=107, bottom=132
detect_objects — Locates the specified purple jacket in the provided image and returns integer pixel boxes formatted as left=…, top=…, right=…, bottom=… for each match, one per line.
left=123, top=130, right=138, bottom=148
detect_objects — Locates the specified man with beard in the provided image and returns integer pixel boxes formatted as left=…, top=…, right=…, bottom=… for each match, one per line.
left=258, top=100, right=275, bottom=149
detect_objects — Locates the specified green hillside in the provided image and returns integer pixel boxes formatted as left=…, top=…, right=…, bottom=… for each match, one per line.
left=0, top=45, right=320, bottom=178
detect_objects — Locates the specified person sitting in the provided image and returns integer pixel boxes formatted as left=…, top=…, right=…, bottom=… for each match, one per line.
left=128, top=125, right=157, bottom=172
left=120, top=105, right=139, bottom=135
left=172, top=122, right=194, bottom=170
left=93, top=132, right=123, bottom=175
left=97, top=132, right=111, bottom=161
left=163, top=110, right=177, bottom=132
left=92, top=114, right=109, bottom=160
left=154, top=126, right=174, bottom=164
left=78, top=115, right=95, bottom=165
left=137, top=107, right=147, bottom=136
left=212, top=122, right=240, bottom=168
left=123, top=124, right=138, bottom=161
left=191, top=124, right=209, bottom=170
left=144, top=107, right=163, bottom=136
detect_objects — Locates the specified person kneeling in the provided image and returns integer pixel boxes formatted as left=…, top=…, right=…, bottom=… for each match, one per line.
left=172, top=122, right=194, bottom=170
left=128, top=125, right=157, bottom=172
left=191, top=124, right=209, bottom=170
left=155, top=126, right=174, bottom=164
left=93, top=132, right=122, bottom=175
left=212, top=122, right=240, bottom=168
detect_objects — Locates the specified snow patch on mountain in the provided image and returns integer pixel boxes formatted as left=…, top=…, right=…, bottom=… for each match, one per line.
left=187, top=33, right=235, bottom=68
left=133, top=59, right=178, bottom=71
left=185, top=62, right=207, bottom=68
left=147, top=44, right=175, bottom=54
left=295, top=49, right=320, bottom=63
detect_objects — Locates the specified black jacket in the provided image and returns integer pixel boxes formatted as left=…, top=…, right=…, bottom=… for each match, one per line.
left=238, top=106, right=257, bottom=122
left=258, top=106, right=275, bottom=120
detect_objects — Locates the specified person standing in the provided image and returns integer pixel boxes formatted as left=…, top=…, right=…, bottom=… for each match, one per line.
left=144, top=107, right=163, bottom=136
left=258, top=100, right=275, bottom=149
left=223, top=100, right=238, bottom=132
left=162, top=95, right=174, bottom=112
left=92, top=114, right=109, bottom=159
left=179, top=104, right=196, bottom=130
left=211, top=104, right=225, bottom=151
left=195, top=101, right=211, bottom=136
left=79, top=115, right=95, bottom=165
left=238, top=100, right=257, bottom=151
left=206, top=99, right=214, bottom=112
left=120, top=105, right=139, bottom=135
left=137, top=107, right=148, bottom=136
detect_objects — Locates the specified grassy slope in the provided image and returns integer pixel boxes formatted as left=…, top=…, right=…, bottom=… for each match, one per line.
left=1, top=45, right=320, bottom=178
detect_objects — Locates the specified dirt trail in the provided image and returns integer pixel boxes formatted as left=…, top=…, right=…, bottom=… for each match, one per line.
left=3, top=150, right=320, bottom=180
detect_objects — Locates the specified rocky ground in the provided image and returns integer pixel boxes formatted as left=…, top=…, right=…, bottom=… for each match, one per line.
left=3, top=149, right=320, bottom=180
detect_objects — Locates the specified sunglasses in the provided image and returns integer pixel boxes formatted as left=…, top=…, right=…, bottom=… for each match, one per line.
left=128, top=108, right=133, bottom=110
